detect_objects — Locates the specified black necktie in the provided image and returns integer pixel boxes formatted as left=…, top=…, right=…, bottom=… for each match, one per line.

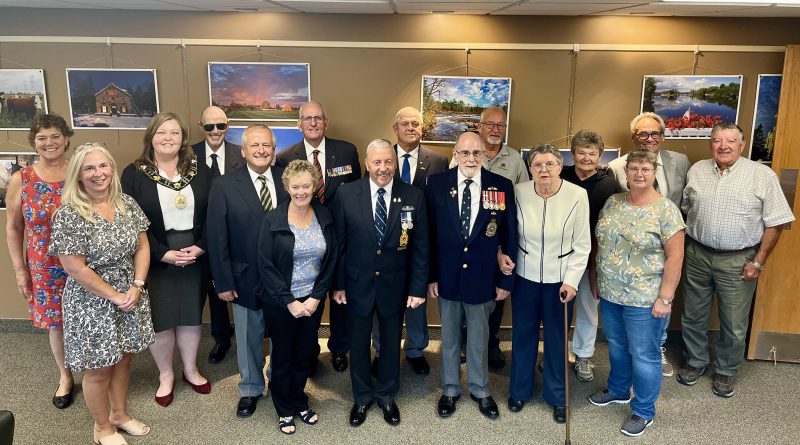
left=461, top=179, right=473, bottom=239
left=375, top=188, right=387, bottom=246
left=210, top=153, right=221, bottom=178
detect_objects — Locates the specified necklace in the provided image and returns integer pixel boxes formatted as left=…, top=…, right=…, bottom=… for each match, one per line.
left=138, top=158, right=197, bottom=209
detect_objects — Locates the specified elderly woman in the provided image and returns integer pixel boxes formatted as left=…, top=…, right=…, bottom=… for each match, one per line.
left=561, top=130, right=620, bottom=383
left=589, top=150, right=685, bottom=437
left=5, top=114, right=74, bottom=408
left=505, top=144, right=590, bottom=423
left=49, top=143, right=155, bottom=445
left=258, top=160, right=338, bottom=434
left=121, top=112, right=212, bottom=407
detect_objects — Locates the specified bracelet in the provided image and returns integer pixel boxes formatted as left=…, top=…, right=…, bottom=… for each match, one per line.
left=751, top=261, right=765, bottom=271
left=131, top=280, right=146, bottom=292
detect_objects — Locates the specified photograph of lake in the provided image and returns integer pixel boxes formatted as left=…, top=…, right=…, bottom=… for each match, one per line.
left=749, top=74, right=782, bottom=165
left=641, top=75, right=742, bottom=139
left=421, top=75, right=511, bottom=143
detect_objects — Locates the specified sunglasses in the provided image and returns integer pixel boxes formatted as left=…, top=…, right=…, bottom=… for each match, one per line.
left=202, top=123, right=228, bottom=132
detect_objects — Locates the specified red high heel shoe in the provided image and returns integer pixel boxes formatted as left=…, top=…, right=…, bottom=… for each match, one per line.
left=182, top=373, right=211, bottom=394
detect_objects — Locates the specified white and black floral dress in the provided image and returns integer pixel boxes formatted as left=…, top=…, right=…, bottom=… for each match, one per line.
left=48, top=194, right=156, bottom=372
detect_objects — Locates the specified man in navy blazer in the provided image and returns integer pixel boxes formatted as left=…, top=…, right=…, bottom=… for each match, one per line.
left=276, top=101, right=361, bottom=373
left=426, top=132, right=517, bottom=420
left=206, top=125, right=289, bottom=418
left=332, top=139, right=429, bottom=427
left=192, top=105, right=245, bottom=363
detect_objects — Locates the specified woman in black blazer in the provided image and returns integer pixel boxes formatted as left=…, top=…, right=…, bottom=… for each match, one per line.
left=258, top=160, right=338, bottom=435
left=121, top=112, right=212, bottom=407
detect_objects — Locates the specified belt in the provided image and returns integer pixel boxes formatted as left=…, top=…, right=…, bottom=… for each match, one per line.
left=689, top=237, right=757, bottom=254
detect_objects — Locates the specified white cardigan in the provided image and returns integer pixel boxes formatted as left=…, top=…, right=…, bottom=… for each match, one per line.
left=514, top=179, right=590, bottom=288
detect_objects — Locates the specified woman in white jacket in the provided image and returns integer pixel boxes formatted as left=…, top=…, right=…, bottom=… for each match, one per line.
left=504, top=144, right=590, bottom=423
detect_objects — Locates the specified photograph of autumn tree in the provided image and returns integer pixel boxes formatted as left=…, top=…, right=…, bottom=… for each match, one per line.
left=421, top=76, right=511, bottom=143
left=0, top=69, right=47, bottom=130
left=749, top=74, right=782, bottom=165
left=209, top=63, right=310, bottom=121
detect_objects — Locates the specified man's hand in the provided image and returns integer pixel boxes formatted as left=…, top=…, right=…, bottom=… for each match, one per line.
left=651, top=299, right=672, bottom=318
left=333, top=290, right=347, bottom=305
left=498, top=252, right=515, bottom=276
left=741, top=262, right=762, bottom=281
left=407, top=296, right=425, bottom=309
left=495, top=288, right=511, bottom=301
left=218, top=290, right=237, bottom=302
left=427, top=282, right=439, bottom=299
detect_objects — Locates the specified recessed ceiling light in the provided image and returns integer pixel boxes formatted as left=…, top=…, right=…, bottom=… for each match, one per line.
left=234, top=7, right=262, bottom=12
left=430, top=10, right=455, bottom=14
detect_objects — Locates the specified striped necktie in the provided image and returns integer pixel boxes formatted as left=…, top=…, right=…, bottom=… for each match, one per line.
left=257, top=175, right=273, bottom=211
left=312, top=149, right=325, bottom=203
left=375, top=188, right=387, bottom=246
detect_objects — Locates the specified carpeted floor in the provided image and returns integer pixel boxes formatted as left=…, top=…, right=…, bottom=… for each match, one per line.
left=1, top=322, right=798, bottom=445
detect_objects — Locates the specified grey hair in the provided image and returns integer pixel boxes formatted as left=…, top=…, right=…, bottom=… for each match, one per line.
left=366, top=138, right=394, bottom=155
left=394, top=107, right=422, bottom=124
left=629, top=112, right=665, bottom=134
left=241, top=124, right=274, bottom=149
left=711, top=122, right=745, bottom=140
left=625, top=150, right=658, bottom=170
left=527, top=143, right=563, bottom=168
left=570, top=130, right=604, bottom=154
left=299, top=101, right=327, bottom=119
left=480, top=106, right=506, bottom=122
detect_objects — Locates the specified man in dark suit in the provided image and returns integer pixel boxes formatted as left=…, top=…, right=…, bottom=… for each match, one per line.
left=332, top=139, right=429, bottom=427
left=206, top=125, right=289, bottom=418
left=276, top=100, right=361, bottom=373
left=426, top=132, right=517, bottom=420
left=192, top=105, right=245, bottom=363
left=371, top=106, right=447, bottom=376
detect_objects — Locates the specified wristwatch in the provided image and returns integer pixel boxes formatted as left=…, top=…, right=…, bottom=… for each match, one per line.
left=661, top=298, right=672, bottom=305
left=751, top=261, right=765, bottom=271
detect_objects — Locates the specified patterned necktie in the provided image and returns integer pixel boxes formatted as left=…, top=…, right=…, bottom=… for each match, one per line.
left=312, top=149, right=325, bottom=203
left=257, top=175, right=273, bottom=211
left=210, top=153, right=221, bottom=178
left=401, top=153, right=411, bottom=184
left=375, top=188, right=387, bottom=246
left=461, top=179, right=473, bottom=239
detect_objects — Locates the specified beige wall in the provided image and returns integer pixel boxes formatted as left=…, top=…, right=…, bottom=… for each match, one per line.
left=0, top=9, right=793, bottom=324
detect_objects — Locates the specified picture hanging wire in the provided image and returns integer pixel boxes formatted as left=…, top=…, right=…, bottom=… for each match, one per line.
left=0, top=132, right=32, bottom=150
left=425, top=64, right=505, bottom=79
left=566, top=47, right=579, bottom=147
left=206, top=47, right=304, bottom=65
left=654, top=47, right=736, bottom=76
left=180, top=42, right=191, bottom=125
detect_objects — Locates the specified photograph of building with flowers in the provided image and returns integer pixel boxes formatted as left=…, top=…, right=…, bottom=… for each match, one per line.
left=640, top=75, right=742, bottom=139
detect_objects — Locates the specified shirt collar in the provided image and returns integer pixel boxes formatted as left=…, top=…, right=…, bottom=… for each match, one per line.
left=206, top=141, right=226, bottom=159
left=397, top=145, right=419, bottom=160
left=457, top=167, right=481, bottom=189
left=304, top=137, right=326, bottom=157
left=369, top=177, right=394, bottom=199
left=713, top=156, right=744, bottom=175
left=247, top=165, right=272, bottom=184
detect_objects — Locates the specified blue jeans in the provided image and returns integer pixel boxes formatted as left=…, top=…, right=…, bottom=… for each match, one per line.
left=600, top=298, right=666, bottom=420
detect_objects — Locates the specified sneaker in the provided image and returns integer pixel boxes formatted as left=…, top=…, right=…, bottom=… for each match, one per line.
left=712, top=373, right=735, bottom=398
left=676, top=364, right=706, bottom=386
left=661, top=347, right=674, bottom=377
left=588, top=389, right=632, bottom=406
left=620, top=415, right=653, bottom=437
left=574, top=357, right=594, bottom=382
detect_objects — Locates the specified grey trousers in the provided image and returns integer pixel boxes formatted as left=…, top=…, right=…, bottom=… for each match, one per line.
left=233, top=303, right=266, bottom=397
left=439, top=297, right=495, bottom=398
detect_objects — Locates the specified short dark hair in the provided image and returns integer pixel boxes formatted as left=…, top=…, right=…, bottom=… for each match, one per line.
left=570, top=130, right=604, bottom=154
left=28, top=114, right=74, bottom=148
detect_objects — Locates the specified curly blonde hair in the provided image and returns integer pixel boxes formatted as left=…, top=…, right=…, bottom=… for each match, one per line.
left=60, top=143, right=128, bottom=223
left=281, top=159, right=320, bottom=190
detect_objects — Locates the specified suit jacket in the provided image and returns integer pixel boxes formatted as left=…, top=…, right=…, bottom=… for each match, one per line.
left=257, top=201, right=338, bottom=308
left=426, top=168, right=517, bottom=304
left=191, top=141, right=244, bottom=175
left=394, top=145, right=449, bottom=190
left=276, top=137, right=361, bottom=204
left=205, top=166, right=289, bottom=310
left=332, top=177, right=429, bottom=318
left=121, top=161, right=212, bottom=269
left=607, top=149, right=689, bottom=208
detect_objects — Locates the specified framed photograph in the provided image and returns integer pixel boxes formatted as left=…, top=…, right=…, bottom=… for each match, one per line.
left=66, top=68, right=159, bottom=130
left=521, top=148, right=620, bottom=168
left=749, top=74, right=782, bottom=165
left=209, top=62, right=310, bottom=121
left=0, top=69, right=48, bottom=130
left=0, top=152, right=39, bottom=210
left=421, top=75, right=511, bottom=144
left=641, top=75, right=743, bottom=139
left=225, top=126, right=304, bottom=154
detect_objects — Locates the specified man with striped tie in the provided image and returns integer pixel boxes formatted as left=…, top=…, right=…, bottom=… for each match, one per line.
left=207, top=125, right=289, bottom=418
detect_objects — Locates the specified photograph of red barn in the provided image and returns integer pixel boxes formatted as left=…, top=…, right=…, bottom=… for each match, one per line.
left=66, top=68, right=159, bottom=129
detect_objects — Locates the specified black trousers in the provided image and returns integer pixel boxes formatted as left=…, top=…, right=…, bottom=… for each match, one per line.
left=325, top=296, right=349, bottom=354
left=264, top=297, right=325, bottom=417
left=348, top=304, right=402, bottom=406
left=206, top=278, right=233, bottom=344
left=487, top=299, right=506, bottom=350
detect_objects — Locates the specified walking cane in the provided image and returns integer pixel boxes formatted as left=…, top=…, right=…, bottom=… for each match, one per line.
left=561, top=290, right=572, bottom=445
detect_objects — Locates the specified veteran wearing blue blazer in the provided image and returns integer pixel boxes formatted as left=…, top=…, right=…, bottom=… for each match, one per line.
left=206, top=125, right=289, bottom=418
left=426, top=132, right=517, bottom=421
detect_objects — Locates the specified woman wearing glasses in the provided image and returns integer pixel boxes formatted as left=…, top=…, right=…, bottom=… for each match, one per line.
left=589, top=150, right=685, bottom=437
left=503, top=144, right=590, bottom=424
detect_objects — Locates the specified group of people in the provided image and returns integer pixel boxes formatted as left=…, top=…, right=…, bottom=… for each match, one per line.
left=4, top=102, right=793, bottom=443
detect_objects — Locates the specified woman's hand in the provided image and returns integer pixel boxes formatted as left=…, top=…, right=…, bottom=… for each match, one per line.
left=15, top=270, right=32, bottom=299
left=303, top=298, right=320, bottom=315
left=161, top=249, right=196, bottom=267
left=117, top=287, right=141, bottom=311
left=181, top=245, right=205, bottom=258
left=559, top=284, right=577, bottom=303
left=651, top=299, right=672, bottom=318
left=288, top=300, right=311, bottom=318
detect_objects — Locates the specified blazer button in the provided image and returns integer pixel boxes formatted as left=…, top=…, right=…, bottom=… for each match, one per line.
left=463, top=247, right=468, bottom=252
left=375, top=271, right=381, bottom=276
left=463, top=264, right=468, bottom=269
left=377, top=250, right=382, bottom=255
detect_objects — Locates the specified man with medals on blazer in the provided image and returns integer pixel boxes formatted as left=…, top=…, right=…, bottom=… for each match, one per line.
left=276, top=101, right=361, bottom=374
left=206, top=125, right=289, bottom=418
left=332, top=138, right=430, bottom=427
left=426, top=132, right=517, bottom=420
left=191, top=105, right=245, bottom=364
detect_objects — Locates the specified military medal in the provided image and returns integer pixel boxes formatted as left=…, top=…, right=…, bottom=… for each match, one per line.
left=399, top=230, right=409, bottom=248
left=450, top=187, right=457, bottom=198
left=174, top=192, right=188, bottom=209
left=486, top=219, right=498, bottom=237
left=482, top=191, right=490, bottom=209
left=498, top=191, right=506, bottom=211
left=401, top=206, right=414, bottom=230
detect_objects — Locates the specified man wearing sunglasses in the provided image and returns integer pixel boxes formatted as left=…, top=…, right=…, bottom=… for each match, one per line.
left=192, top=105, right=245, bottom=364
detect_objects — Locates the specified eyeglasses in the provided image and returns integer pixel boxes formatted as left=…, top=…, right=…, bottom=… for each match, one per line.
left=479, top=122, right=506, bottom=130
left=300, top=115, right=326, bottom=123
left=455, top=150, right=484, bottom=159
left=634, top=131, right=662, bottom=141
left=202, top=123, right=228, bottom=132
left=531, top=162, right=560, bottom=171
left=626, top=167, right=655, bottom=175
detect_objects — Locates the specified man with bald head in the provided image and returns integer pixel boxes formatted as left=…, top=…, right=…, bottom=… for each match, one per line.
left=426, top=132, right=516, bottom=420
left=193, top=105, right=245, bottom=363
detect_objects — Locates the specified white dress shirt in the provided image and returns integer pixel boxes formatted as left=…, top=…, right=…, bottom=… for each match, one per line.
left=247, top=166, right=277, bottom=210
left=457, top=169, right=481, bottom=236
left=156, top=169, right=194, bottom=231
left=397, top=145, right=419, bottom=184
left=369, top=178, right=394, bottom=217
left=205, top=141, right=227, bottom=175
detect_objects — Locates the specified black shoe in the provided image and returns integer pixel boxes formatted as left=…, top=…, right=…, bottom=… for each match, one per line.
left=52, top=385, right=74, bottom=409
left=437, top=394, right=460, bottom=418
left=507, top=397, right=525, bottom=413
left=553, top=405, right=567, bottom=424
left=378, top=401, right=401, bottom=426
left=208, top=341, right=231, bottom=364
left=371, top=356, right=379, bottom=377
left=488, top=347, right=505, bottom=371
left=331, top=352, right=349, bottom=372
left=349, top=403, right=371, bottom=427
left=405, top=355, right=430, bottom=375
left=470, top=394, right=499, bottom=420
left=236, top=395, right=262, bottom=417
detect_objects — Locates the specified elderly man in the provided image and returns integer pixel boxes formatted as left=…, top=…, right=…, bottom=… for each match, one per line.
left=606, top=112, right=689, bottom=377
left=207, top=125, right=289, bottom=417
left=427, top=132, right=516, bottom=420
left=677, top=123, right=793, bottom=398
left=332, top=139, right=429, bottom=427
left=277, top=101, right=361, bottom=374
left=192, top=105, right=244, bottom=363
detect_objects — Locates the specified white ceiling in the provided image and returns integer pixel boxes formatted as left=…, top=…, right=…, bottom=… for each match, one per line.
left=0, top=0, right=799, bottom=16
